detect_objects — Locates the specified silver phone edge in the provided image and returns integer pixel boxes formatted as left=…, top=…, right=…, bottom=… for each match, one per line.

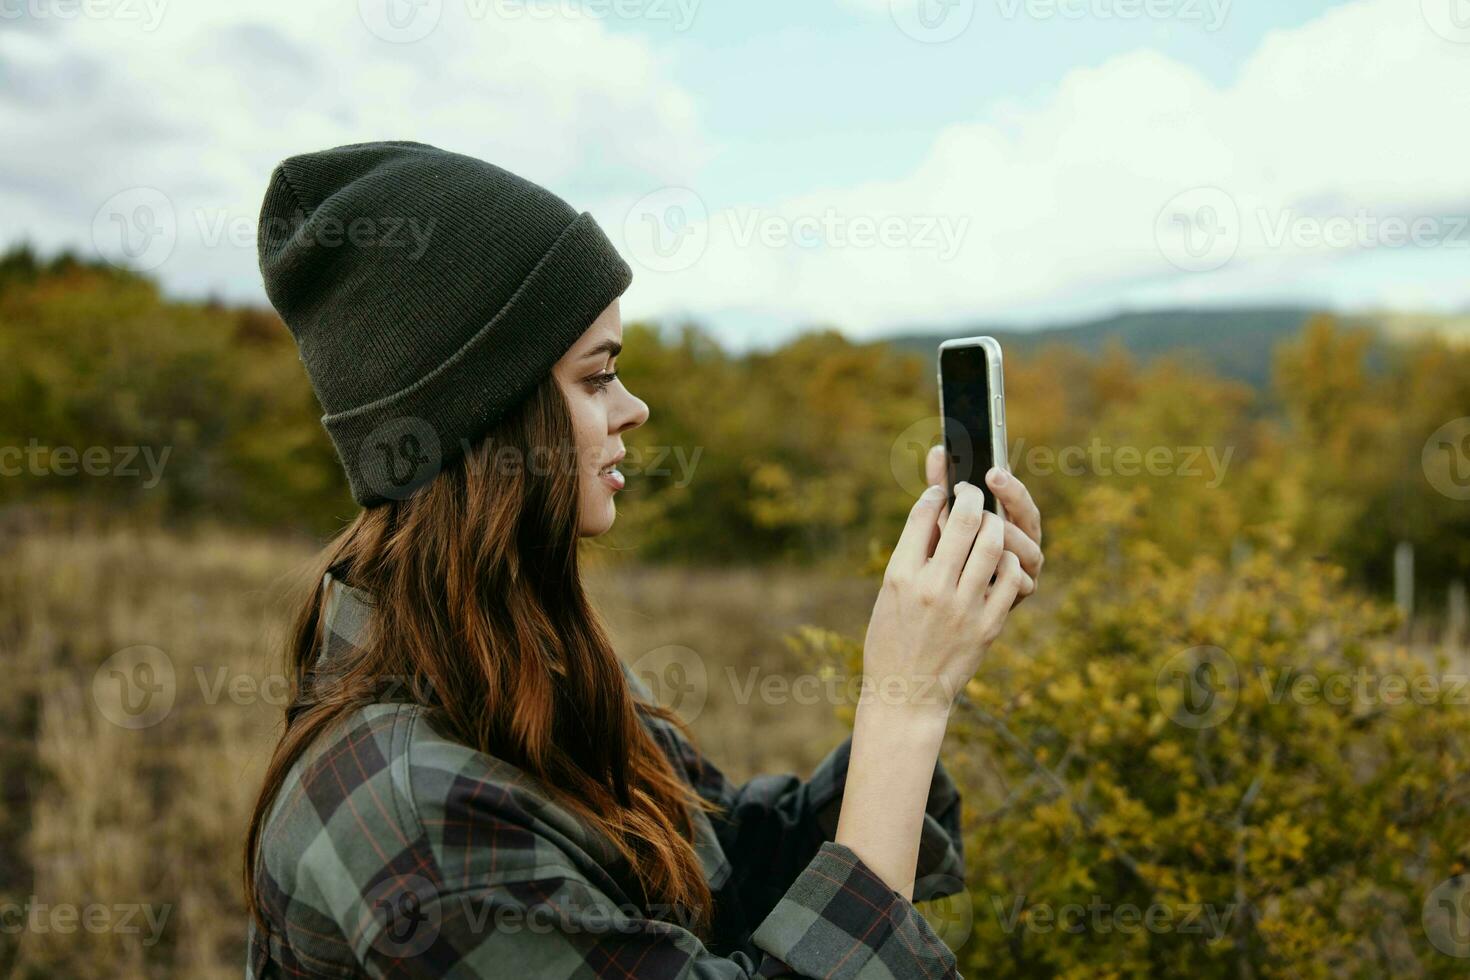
left=936, top=336, right=1009, bottom=523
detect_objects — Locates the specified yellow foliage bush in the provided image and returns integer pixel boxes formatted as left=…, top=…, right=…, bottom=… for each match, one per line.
left=819, top=486, right=1470, bottom=977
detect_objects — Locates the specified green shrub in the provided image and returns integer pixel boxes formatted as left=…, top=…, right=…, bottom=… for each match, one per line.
left=812, top=485, right=1470, bottom=977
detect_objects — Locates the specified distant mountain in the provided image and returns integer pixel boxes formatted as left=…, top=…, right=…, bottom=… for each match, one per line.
left=880, top=307, right=1318, bottom=388
left=882, top=307, right=1470, bottom=389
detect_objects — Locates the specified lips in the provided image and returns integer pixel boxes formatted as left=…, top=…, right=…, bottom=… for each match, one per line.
left=599, top=450, right=626, bottom=491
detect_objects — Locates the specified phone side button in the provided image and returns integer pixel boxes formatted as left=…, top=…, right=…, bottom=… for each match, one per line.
left=994, top=395, right=1004, bottom=427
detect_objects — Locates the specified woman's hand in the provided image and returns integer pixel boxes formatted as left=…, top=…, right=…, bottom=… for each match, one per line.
left=861, top=468, right=1034, bottom=718
left=924, top=444, right=1043, bottom=607
left=836, top=459, right=1040, bottom=896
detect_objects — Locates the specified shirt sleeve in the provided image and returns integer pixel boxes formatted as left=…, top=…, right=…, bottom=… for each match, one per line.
left=352, top=838, right=960, bottom=980
left=625, top=665, right=967, bottom=923
left=717, top=736, right=966, bottom=914
left=645, top=716, right=966, bottom=926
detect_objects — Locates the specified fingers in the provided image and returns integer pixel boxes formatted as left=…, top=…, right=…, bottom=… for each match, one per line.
left=1003, top=521, right=1044, bottom=580
left=1000, top=552, right=1038, bottom=608
left=925, top=444, right=950, bottom=555
left=925, top=443, right=947, bottom=490
left=929, top=482, right=989, bottom=586
left=956, top=506, right=1006, bottom=598
left=985, top=468, right=1041, bottom=548
left=889, top=484, right=947, bottom=576
left=976, top=552, right=1032, bottom=638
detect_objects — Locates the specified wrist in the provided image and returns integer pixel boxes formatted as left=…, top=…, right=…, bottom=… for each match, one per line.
left=852, top=694, right=951, bottom=748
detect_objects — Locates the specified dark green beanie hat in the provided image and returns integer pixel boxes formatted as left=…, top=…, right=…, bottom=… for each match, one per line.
left=257, top=140, right=632, bottom=506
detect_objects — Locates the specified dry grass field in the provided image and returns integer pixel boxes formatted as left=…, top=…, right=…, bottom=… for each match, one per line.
left=0, top=518, right=880, bottom=979
left=3, top=515, right=1465, bottom=978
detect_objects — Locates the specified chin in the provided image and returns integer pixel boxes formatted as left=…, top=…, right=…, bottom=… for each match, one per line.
left=578, top=497, right=617, bottom=538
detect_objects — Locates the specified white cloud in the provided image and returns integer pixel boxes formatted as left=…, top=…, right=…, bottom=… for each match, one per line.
left=6, top=0, right=1466, bottom=344
left=613, top=0, right=1470, bottom=342
left=0, top=0, right=708, bottom=299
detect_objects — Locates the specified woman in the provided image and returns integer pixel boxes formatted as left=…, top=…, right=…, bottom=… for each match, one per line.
left=244, top=141, right=1043, bottom=979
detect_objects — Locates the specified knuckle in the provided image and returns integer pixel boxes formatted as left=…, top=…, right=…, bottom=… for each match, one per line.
left=916, top=583, right=943, bottom=607
left=951, top=510, right=982, bottom=533
left=910, top=490, right=941, bottom=514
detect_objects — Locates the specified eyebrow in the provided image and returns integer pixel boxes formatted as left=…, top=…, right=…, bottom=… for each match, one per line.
left=581, top=339, right=622, bottom=360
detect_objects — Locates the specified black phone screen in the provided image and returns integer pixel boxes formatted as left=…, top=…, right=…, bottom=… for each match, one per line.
left=940, top=345, right=997, bottom=514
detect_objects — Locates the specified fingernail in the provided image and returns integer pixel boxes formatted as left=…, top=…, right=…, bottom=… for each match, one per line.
left=954, top=481, right=971, bottom=492
left=922, top=484, right=945, bottom=501
left=988, top=468, right=1008, bottom=487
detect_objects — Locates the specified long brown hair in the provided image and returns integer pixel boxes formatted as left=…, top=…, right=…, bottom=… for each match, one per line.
left=243, top=374, right=714, bottom=934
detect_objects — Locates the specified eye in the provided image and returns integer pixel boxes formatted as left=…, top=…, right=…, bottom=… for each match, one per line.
left=586, top=370, right=618, bottom=393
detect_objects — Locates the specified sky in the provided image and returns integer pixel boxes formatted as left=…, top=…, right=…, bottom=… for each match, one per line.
left=2, top=0, right=1468, bottom=349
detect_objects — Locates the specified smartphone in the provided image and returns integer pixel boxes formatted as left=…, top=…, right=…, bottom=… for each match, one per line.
left=937, top=336, right=1008, bottom=520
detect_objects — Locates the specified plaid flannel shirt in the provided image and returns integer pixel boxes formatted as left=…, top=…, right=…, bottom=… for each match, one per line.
left=246, top=576, right=967, bottom=979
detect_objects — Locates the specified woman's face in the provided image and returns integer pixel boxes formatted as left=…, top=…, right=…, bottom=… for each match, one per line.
left=552, top=299, right=649, bottom=537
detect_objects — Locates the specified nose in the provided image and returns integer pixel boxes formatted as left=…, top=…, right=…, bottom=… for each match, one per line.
left=613, top=386, right=649, bottom=434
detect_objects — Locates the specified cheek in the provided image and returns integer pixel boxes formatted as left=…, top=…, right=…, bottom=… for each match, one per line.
left=572, top=398, right=608, bottom=460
